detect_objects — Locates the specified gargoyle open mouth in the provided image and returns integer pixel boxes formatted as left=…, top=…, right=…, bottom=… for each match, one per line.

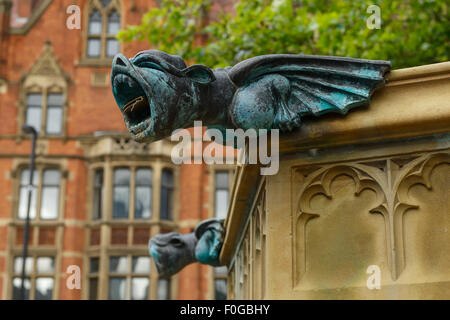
left=112, top=73, right=152, bottom=135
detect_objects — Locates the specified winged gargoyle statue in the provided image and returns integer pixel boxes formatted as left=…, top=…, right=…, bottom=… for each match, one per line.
left=111, top=51, right=390, bottom=275
left=149, top=218, right=224, bottom=277
left=111, top=50, right=390, bottom=143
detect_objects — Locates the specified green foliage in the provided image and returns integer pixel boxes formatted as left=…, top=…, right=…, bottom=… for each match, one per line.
left=118, top=0, right=449, bottom=69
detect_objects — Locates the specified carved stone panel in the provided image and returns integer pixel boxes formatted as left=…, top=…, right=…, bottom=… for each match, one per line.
left=399, top=156, right=450, bottom=284
left=294, top=169, right=387, bottom=290
left=292, top=152, right=450, bottom=293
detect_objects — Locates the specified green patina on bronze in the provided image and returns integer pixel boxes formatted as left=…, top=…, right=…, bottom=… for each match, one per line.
left=111, top=50, right=390, bottom=144
left=111, top=50, right=390, bottom=275
left=149, top=219, right=224, bottom=277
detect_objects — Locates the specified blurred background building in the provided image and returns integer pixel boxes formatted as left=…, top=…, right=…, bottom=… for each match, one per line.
left=0, top=0, right=234, bottom=300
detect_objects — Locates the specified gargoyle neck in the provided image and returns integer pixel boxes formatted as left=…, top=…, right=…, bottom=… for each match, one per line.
left=185, top=235, right=198, bottom=265
left=198, top=68, right=237, bottom=128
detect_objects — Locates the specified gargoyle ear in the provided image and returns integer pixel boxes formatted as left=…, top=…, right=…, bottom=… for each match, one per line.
left=194, top=218, right=224, bottom=239
left=183, top=65, right=216, bottom=85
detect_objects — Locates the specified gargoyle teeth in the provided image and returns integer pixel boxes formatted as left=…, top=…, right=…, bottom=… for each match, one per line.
left=124, top=96, right=146, bottom=113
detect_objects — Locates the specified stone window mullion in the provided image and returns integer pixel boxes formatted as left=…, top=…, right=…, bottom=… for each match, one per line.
left=152, top=162, right=163, bottom=222
left=35, top=169, right=44, bottom=223
left=40, top=88, right=48, bottom=136
left=101, top=10, right=107, bottom=59
left=98, top=161, right=113, bottom=299
left=103, top=161, right=113, bottom=221
left=129, top=167, right=136, bottom=222
left=30, top=254, right=36, bottom=300
left=60, top=92, right=68, bottom=139
left=87, top=256, right=100, bottom=300
left=127, top=254, right=132, bottom=300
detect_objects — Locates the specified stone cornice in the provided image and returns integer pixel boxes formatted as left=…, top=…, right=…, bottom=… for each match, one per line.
left=387, top=61, right=450, bottom=85
left=0, top=133, right=178, bottom=161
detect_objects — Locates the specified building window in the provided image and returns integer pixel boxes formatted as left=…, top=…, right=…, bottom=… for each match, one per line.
left=18, top=169, right=38, bottom=220
left=86, top=0, right=121, bottom=60
left=25, top=92, right=63, bottom=135
left=112, top=167, right=153, bottom=220
left=160, top=169, right=174, bottom=220
left=87, top=10, right=102, bottom=57
left=45, top=94, right=63, bottom=134
left=12, top=256, right=55, bottom=300
left=88, top=257, right=100, bottom=300
left=108, top=255, right=151, bottom=300
left=106, top=11, right=121, bottom=57
left=18, top=168, right=61, bottom=221
left=157, top=278, right=171, bottom=300
left=213, top=170, right=232, bottom=299
left=214, top=171, right=230, bottom=220
left=93, top=169, right=104, bottom=220
left=25, top=93, right=42, bottom=133
left=85, top=161, right=177, bottom=299
left=113, top=168, right=130, bottom=219
left=40, top=170, right=61, bottom=220
left=134, top=168, right=152, bottom=219
left=214, top=266, right=227, bottom=300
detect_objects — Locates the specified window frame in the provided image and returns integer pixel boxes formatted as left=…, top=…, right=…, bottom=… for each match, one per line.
left=112, top=167, right=131, bottom=219
left=213, top=170, right=234, bottom=220
left=106, top=254, right=152, bottom=300
left=134, top=167, right=153, bottom=220
left=213, top=266, right=228, bottom=300
left=157, top=277, right=171, bottom=300
left=45, top=92, right=64, bottom=135
left=22, top=86, right=66, bottom=137
left=83, top=0, right=122, bottom=64
left=160, top=168, right=174, bottom=221
left=110, top=166, right=155, bottom=221
left=89, top=164, right=157, bottom=222
left=85, top=158, right=179, bottom=300
left=92, top=169, right=104, bottom=221
left=16, top=166, right=64, bottom=222
left=11, top=255, right=56, bottom=300
left=87, top=256, right=100, bottom=300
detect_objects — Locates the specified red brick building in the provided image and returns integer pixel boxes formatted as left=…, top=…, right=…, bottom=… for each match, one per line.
left=0, top=0, right=234, bottom=300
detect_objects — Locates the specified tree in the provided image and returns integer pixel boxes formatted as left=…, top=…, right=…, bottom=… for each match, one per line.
left=118, top=0, right=449, bottom=69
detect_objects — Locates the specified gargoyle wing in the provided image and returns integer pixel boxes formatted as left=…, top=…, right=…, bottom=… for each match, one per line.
left=228, top=54, right=391, bottom=131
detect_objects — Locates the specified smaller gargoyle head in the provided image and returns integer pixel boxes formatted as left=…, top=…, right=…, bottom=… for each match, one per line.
left=149, top=219, right=225, bottom=277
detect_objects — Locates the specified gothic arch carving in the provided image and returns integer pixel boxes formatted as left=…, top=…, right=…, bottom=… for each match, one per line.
left=292, top=152, right=450, bottom=287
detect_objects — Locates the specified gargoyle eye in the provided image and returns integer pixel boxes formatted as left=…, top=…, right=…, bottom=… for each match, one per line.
left=169, top=238, right=184, bottom=247
left=132, top=56, right=164, bottom=71
left=137, top=62, right=164, bottom=71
